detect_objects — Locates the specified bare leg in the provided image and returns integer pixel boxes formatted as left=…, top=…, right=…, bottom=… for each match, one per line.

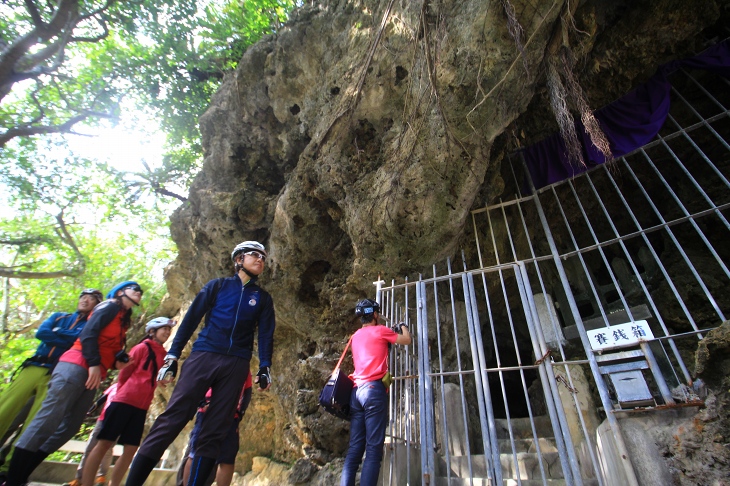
left=182, top=457, right=191, bottom=486
left=82, top=440, right=114, bottom=486
left=108, top=445, right=138, bottom=486
left=215, top=464, right=235, bottom=486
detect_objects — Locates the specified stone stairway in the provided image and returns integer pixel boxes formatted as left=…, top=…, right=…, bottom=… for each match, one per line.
left=434, top=416, right=597, bottom=486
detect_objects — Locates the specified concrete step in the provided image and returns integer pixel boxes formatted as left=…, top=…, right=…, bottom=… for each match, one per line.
left=438, top=452, right=564, bottom=481
left=494, top=416, right=556, bottom=440
left=496, top=437, right=559, bottom=454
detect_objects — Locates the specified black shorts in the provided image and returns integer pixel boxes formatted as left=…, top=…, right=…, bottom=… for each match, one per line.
left=190, top=414, right=240, bottom=465
left=97, top=401, right=147, bottom=446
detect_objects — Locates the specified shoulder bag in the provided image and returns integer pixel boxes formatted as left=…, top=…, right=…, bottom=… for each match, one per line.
left=318, top=336, right=354, bottom=420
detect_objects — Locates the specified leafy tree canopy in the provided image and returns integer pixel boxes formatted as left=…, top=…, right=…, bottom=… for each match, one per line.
left=0, top=0, right=297, bottom=380
left=1, top=0, right=297, bottom=192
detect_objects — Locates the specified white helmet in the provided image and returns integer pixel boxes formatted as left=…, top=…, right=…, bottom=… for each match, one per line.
left=145, top=317, right=176, bottom=333
left=231, top=241, right=267, bottom=261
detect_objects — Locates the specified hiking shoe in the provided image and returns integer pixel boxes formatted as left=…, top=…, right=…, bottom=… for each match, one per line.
left=95, top=476, right=107, bottom=485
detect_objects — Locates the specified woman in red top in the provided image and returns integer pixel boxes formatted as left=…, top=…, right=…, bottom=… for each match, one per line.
left=81, top=317, right=176, bottom=486
left=340, top=299, right=411, bottom=486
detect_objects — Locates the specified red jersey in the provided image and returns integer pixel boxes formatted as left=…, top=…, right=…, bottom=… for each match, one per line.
left=111, top=339, right=167, bottom=411
left=351, top=325, right=398, bottom=387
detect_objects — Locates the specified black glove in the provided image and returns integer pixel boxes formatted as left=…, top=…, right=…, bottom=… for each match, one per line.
left=391, top=322, right=407, bottom=334
left=255, top=366, right=271, bottom=390
left=157, top=355, right=178, bottom=382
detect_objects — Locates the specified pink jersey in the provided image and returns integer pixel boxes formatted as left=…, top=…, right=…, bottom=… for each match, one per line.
left=99, top=383, right=118, bottom=422
left=351, top=325, right=398, bottom=387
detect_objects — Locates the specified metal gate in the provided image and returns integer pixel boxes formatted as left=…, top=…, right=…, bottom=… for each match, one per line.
left=376, top=263, right=595, bottom=486
left=374, top=64, right=729, bottom=485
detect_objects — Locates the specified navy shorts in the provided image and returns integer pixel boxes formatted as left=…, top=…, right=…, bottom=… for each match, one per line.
left=97, top=401, right=147, bottom=446
left=189, top=413, right=240, bottom=465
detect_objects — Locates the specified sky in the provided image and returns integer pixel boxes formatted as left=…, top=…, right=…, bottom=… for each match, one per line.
left=66, top=114, right=167, bottom=174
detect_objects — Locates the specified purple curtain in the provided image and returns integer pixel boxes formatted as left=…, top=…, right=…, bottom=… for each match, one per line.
left=521, top=39, right=730, bottom=191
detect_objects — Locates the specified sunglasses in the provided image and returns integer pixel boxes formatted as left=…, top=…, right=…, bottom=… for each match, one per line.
left=243, top=251, right=266, bottom=262
left=124, top=285, right=144, bottom=295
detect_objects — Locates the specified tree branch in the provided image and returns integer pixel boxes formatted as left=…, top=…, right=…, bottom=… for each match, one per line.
left=0, top=211, right=87, bottom=279
left=23, top=0, right=46, bottom=29
left=0, top=236, right=56, bottom=246
left=0, top=0, right=80, bottom=102
left=55, top=210, right=85, bottom=272
left=0, top=110, right=116, bottom=147
left=0, top=268, right=83, bottom=279
left=152, top=184, right=188, bottom=202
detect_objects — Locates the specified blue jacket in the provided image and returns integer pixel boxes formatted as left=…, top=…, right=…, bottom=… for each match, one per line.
left=32, top=311, right=89, bottom=368
left=169, top=274, right=275, bottom=367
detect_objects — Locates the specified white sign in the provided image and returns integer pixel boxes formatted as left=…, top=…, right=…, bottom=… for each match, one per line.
left=586, top=320, right=654, bottom=351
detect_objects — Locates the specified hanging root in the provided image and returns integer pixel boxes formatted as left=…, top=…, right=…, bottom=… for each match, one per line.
left=547, top=57, right=584, bottom=167
left=558, top=47, right=612, bottom=162
left=501, top=0, right=529, bottom=75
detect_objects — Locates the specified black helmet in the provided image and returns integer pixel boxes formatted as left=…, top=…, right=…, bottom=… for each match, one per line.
left=80, top=289, right=103, bottom=303
left=355, top=299, right=380, bottom=317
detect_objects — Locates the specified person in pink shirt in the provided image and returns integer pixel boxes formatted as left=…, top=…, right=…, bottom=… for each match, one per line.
left=80, top=317, right=176, bottom=486
left=340, top=299, right=411, bottom=486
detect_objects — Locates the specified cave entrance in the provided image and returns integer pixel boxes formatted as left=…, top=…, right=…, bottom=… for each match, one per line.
left=375, top=264, right=586, bottom=486
left=374, top=64, right=729, bottom=485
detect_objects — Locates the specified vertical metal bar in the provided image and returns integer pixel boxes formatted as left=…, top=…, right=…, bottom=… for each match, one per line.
left=417, top=279, right=435, bottom=485
left=446, top=258, right=474, bottom=482
left=403, top=278, right=414, bottom=477
left=465, top=270, right=503, bottom=486
left=431, top=265, right=452, bottom=485
left=478, top=268, right=523, bottom=485
left=472, top=210, right=486, bottom=269
left=639, top=341, right=675, bottom=404
left=487, top=206, right=502, bottom=265
left=384, top=284, right=395, bottom=486
left=490, top=265, right=552, bottom=485
left=515, top=263, right=581, bottom=486
left=519, top=152, right=640, bottom=486
left=513, top=188, right=605, bottom=482
left=461, top=270, right=499, bottom=484
left=499, top=201, right=582, bottom=484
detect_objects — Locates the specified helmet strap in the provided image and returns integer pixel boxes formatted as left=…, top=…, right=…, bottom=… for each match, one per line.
left=121, top=291, right=140, bottom=307
left=235, top=262, right=256, bottom=281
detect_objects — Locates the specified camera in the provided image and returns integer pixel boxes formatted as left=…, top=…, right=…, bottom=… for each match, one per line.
left=115, top=349, right=130, bottom=363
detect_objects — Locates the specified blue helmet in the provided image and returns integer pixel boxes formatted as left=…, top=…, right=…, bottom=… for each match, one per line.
left=106, top=281, right=141, bottom=299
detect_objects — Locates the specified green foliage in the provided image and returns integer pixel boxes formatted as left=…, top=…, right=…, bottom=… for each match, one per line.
left=0, top=0, right=295, bottom=379
left=0, top=334, right=37, bottom=393
left=2, top=0, right=297, bottom=195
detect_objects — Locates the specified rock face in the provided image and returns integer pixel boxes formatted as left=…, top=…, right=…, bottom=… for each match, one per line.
left=162, top=0, right=729, bottom=481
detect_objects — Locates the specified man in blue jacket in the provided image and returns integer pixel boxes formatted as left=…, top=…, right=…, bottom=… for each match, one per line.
left=0, top=289, right=103, bottom=474
left=125, top=241, right=275, bottom=486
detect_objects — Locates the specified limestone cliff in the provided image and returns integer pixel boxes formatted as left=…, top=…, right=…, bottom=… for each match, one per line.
left=159, top=0, right=729, bottom=482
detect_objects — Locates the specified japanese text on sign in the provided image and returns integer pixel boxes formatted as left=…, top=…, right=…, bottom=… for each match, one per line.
left=586, top=320, right=654, bottom=351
